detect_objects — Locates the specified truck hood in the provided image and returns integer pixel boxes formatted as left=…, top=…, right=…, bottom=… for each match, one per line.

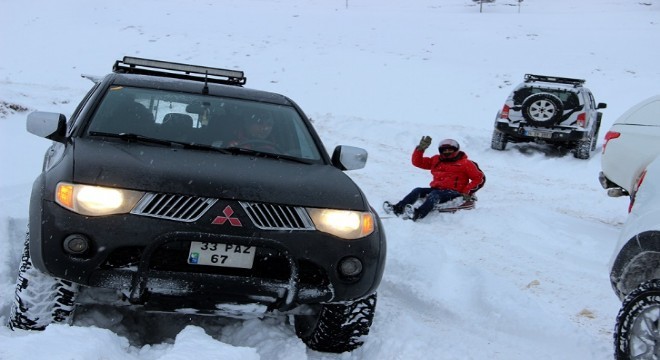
left=71, top=138, right=368, bottom=210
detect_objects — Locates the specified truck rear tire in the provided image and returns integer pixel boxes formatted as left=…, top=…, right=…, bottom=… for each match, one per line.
left=491, top=130, right=508, bottom=150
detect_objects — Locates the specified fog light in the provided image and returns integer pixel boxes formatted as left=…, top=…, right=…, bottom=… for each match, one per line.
left=63, top=234, right=89, bottom=254
left=339, top=257, right=363, bottom=277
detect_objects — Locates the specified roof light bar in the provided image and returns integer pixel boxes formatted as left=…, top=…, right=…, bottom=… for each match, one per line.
left=123, top=56, right=244, bottom=79
left=113, top=56, right=246, bottom=85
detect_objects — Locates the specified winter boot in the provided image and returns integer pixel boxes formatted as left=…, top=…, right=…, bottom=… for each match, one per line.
left=403, top=204, right=423, bottom=221
left=383, top=201, right=404, bottom=216
left=383, top=201, right=393, bottom=214
left=403, top=204, right=416, bottom=220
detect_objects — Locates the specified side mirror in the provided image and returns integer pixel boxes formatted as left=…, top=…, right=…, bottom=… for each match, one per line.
left=26, top=111, right=67, bottom=143
left=331, top=145, right=367, bottom=171
left=597, top=102, right=607, bottom=109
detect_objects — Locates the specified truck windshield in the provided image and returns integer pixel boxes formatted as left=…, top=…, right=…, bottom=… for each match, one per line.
left=86, top=85, right=323, bottom=161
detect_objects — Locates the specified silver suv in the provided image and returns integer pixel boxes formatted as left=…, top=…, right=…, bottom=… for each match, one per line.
left=491, top=74, right=607, bottom=159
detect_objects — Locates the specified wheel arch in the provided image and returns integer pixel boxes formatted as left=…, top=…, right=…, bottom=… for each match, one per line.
left=611, top=230, right=660, bottom=300
left=28, top=174, right=48, bottom=273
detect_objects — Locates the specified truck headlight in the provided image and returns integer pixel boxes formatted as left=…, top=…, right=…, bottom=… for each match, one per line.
left=307, top=208, right=375, bottom=239
left=55, top=182, right=144, bottom=216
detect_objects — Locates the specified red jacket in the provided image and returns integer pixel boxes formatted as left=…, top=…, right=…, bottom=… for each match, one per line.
left=412, top=149, right=485, bottom=195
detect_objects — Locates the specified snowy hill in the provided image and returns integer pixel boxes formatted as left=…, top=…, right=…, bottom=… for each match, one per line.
left=1, top=0, right=658, bottom=359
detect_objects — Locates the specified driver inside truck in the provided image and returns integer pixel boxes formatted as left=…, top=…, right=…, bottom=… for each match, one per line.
left=226, top=110, right=277, bottom=152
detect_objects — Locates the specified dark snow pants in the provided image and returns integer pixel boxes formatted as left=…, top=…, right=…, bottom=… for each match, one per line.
left=396, top=187, right=461, bottom=219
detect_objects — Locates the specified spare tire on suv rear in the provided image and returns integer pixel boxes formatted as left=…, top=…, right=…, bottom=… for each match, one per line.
left=522, top=93, right=564, bottom=127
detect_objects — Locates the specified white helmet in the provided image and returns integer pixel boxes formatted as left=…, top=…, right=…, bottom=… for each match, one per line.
left=438, top=138, right=460, bottom=152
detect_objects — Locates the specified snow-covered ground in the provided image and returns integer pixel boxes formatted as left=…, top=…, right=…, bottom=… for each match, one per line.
left=1, top=0, right=659, bottom=359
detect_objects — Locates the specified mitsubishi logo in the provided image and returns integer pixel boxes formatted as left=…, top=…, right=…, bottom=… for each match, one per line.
left=212, top=205, right=243, bottom=227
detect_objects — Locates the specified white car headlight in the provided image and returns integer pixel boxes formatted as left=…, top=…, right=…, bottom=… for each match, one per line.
left=55, top=182, right=144, bottom=216
left=307, top=208, right=375, bottom=240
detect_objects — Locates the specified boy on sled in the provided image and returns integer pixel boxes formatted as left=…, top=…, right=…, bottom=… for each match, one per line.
left=384, top=137, right=485, bottom=221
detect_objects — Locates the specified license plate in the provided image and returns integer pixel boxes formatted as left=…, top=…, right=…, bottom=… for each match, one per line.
left=526, top=130, right=552, bottom=139
left=187, top=241, right=256, bottom=269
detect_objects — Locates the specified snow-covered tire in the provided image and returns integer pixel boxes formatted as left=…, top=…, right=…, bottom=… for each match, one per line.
left=614, top=279, right=660, bottom=360
left=8, top=231, right=79, bottom=330
left=294, top=293, right=377, bottom=353
left=491, top=130, right=507, bottom=150
left=522, top=93, right=563, bottom=127
left=574, top=138, right=592, bottom=160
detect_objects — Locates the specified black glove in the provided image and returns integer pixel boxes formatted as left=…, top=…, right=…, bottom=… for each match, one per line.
left=462, top=193, right=475, bottom=201
left=417, top=136, right=432, bottom=151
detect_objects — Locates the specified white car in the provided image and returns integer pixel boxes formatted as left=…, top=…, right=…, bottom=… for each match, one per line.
left=609, top=155, right=660, bottom=358
left=599, top=95, right=660, bottom=197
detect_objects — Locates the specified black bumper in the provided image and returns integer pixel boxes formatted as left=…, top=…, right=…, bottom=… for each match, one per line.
left=30, top=200, right=386, bottom=311
left=495, top=122, right=589, bottom=144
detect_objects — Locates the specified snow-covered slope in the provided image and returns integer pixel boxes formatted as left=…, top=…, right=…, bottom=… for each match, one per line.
left=1, top=0, right=658, bottom=359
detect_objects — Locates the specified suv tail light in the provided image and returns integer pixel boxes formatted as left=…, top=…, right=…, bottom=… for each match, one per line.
left=629, top=169, right=647, bottom=213
left=576, top=112, right=587, bottom=127
left=500, top=105, right=510, bottom=119
left=602, top=131, right=621, bottom=154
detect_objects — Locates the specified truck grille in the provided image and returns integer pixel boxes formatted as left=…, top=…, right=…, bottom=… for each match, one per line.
left=240, top=202, right=314, bottom=230
left=131, top=193, right=217, bottom=222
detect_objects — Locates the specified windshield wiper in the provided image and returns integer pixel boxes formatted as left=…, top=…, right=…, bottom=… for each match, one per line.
left=174, top=142, right=232, bottom=154
left=88, top=131, right=173, bottom=146
left=87, top=132, right=311, bottom=162
left=88, top=131, right=232, bottom=154
left=224, top=147, right=313, bottom=164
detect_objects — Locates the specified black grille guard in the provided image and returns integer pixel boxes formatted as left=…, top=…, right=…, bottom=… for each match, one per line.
left=122, top=232, right=334, bottom=311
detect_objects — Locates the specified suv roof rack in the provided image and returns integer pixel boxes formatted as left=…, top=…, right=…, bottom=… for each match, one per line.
left=113, top=56, right=247, bottom=86
left=524, top=74, right=585, bottom=87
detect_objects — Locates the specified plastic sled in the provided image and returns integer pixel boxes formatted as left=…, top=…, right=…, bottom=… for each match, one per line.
left=383, top=196, right=477, bottom=216
left=433, top=197, right=476, bottom=213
